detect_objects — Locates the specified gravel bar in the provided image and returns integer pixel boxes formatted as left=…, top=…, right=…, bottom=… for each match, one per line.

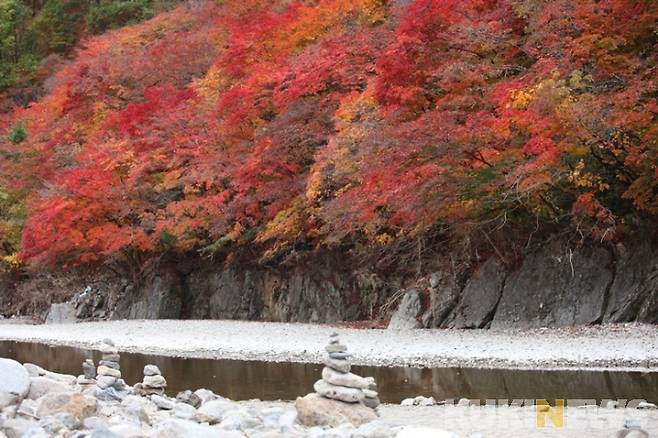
left=0, top=320, right=656, bottom=371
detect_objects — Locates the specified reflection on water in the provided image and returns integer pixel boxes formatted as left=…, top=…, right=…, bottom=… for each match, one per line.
left=1, top=341, right=657, bottom=404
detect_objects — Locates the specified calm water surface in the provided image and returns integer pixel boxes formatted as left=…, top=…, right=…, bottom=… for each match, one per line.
left=1, top=341, right=657, bottom=404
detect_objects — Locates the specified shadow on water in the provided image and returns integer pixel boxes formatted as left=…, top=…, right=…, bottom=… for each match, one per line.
left=1, top=341, right=657, bottom=404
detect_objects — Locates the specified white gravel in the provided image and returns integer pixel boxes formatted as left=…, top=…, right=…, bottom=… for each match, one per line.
left=377, top=404, right=658, bottom=437
left=0, top=320, right=657, bottom=370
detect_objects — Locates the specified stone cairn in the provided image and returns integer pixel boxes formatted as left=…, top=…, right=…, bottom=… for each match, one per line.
left=135, top=364, right=167, bottom=396
left=313, top=332, right=379, bottom=409
left=78, top=358, right=96, bottom=386
left=94, top=338, right=127, bottom=400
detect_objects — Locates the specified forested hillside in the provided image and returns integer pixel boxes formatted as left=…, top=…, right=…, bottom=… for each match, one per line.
left=0, top=0, right=656, bottom=276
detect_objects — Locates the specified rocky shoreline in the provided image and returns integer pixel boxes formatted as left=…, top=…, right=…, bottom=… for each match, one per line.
left=1, top=344, right=657, bottom=438
left=0, top=340, right=415, bottom=438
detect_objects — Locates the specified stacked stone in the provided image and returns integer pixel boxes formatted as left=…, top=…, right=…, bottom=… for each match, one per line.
left=312, top=333, right=379, bottom=409
left=135, top=364, right=167, bottom=396
left=76, top=359, right=97, bottom=386
left=94, top=338, right=127, bottom=400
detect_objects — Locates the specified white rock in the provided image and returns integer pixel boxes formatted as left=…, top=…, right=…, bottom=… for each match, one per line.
left=42, top=371, right=76, bottom=386
left=218, top=408, right=261, bottom=431
left=194, top=399, right=236, bottom=424
left=20, top=427, right=49, bottom=438
left=0, top=392, right=18, bottom=410
left=457, top=398, right=472, bottom=407
left=27, top=377, right=69, bottom=400
left=143, top=375, right=167, bottom=388
left=144, top=365, right=161, bottom=376
left=321, top=368, right=371, bottom=389
left=16, top=399, right=38, bottom=418
left=363, top=389, right=378, bottom=399
left=400, top=398, right=414, bottom=406
left=278, top=410, right=297, bottom=430
left=637, top=402, right=657, bottom=410
left=0, top=359, right=30, bottom=397
left=151, top=395, right=175, bottom=411
left=313, top=380, right=365, bottom=403
left=23, top=364, right=46, bottom=378
left=194, top=389, right=218, bottom=405
left=96, top=375, right=118, bottom=390
left=97, top=366, right=121, bottom=379
left=54, top=412, right=80, bottom=430
left=395, top=427, right=458, bottom=438
left=324, top=357, right=351, bottom=374
left=149, top=419, right=227, bottom=438
left=2, top=417, right=38, bottom=438
left=413, top=396, right=436, bottom=406
left=83, top=416, right=109, bottom=430
left=108, top=423, right=143, bottom=437
left=173, top=402, right=196, bottom=420
left=355, top=420, right=402, bottom=438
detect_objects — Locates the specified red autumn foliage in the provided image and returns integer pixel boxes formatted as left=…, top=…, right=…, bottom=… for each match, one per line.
left=0, top=0, right=656, bottom=267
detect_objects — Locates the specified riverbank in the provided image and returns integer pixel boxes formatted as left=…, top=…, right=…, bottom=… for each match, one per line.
left=2, top=357, right=655, bottom=438
left=0, top=320, right=656, bottom=371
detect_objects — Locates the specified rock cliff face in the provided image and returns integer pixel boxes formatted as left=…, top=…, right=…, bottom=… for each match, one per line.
left=110, top=255, right=391, bottom=323
left=4, top=240, right=658, bottom=328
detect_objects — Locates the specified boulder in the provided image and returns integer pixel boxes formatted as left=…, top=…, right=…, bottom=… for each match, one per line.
left=2, top=418, right=38, bottom=438
left=23, top=364, right=46, bottom=378
left=0, top=359, right=30, bottom=397
left=295, top=393, right=376, bottom=427
left=27, top=377, right=69, bottom=400
left=149, top=419, right=227, bottom=438
left=194, top=399, right=236, bottom=424
left=387, top=289, right=421, bottom=330
left=321, top=367, right=370, bottom=389
left=0, top=392, right=18, bottom=409
left=444, top=258, right=506, bottom=329
left=36, top=392, right=97, bottom=420
left=492, top=244, right=613, bottom=328
left=313, top=380, right=365, bottom=403
left=45, top=302, right=77, bottom=324
left=42, top=371, right=76, bottom=385
left=426, top=271, right=461, bottom=327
